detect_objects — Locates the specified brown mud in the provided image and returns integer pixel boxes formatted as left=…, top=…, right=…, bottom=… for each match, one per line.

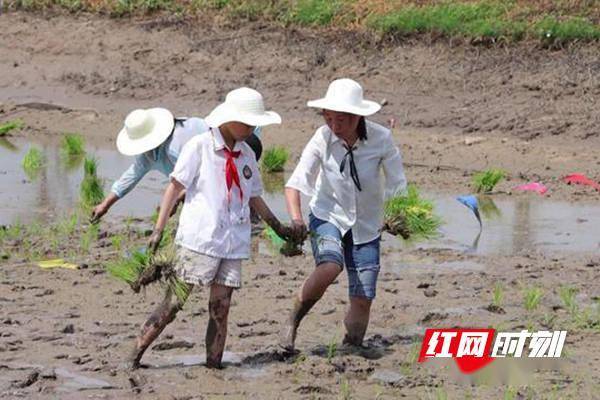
left=1, top=11, right=600, bottom=399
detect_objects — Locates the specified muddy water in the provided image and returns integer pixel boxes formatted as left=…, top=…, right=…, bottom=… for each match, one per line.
left=0, top=136, right=168, bottom=225
left=2, top=137, right=599, bottom=255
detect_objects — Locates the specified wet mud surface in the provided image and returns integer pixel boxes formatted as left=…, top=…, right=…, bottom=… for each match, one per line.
left=1, top=11, right=600, bottom=399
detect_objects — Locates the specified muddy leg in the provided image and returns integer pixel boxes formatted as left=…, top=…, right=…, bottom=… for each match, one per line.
left=343, top=296, right=372, bottom=346
left=279, top=262, right=342, bottom=352
left=205, top=283, right=234, bottom=369
left=127, top=285, right=192, bottom=369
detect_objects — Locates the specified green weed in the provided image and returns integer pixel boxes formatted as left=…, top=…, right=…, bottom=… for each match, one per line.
left=287, top=0, right=346, bottom=26
left=400, top=340, right=420, bottom=375
left=472, top=168, right=505, bottom=193
left=110, top=233, right=125, bottom=252
left=384, top=184, right=442, bottom=240
left=0, top=119, right=24, bottom=136
left=261, top=146, right=289, bottom=173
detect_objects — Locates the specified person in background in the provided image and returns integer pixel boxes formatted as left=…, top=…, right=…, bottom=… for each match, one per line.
left=90, top=108, right=263, bottom=223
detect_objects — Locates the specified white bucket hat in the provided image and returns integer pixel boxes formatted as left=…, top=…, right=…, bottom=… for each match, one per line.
left=307, top=78, right=381, bottom=116
left=116, top=108, right=174, bottom=156
left=205, top=87, right=281, bottom=128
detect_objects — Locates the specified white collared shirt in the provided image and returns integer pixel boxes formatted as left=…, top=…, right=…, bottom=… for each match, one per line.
left=286, top=120, right=407, bottom=244
left=170, top=128, right=263, bottom=259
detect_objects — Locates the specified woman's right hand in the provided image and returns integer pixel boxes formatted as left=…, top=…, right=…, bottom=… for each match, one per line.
left=90, top=202, right=109, bottom=224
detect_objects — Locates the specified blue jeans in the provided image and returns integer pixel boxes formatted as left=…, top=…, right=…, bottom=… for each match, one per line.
left=308, top=214, right=381, bottom=300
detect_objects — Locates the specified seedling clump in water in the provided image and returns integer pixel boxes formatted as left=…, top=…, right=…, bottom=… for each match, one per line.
left=261, top=146, right=289, bottom=172
left=61, top=133, right=86, bottom=157
left=21, top=147, right=45, bottom=179
left=80, top=157, right=104, bottom=208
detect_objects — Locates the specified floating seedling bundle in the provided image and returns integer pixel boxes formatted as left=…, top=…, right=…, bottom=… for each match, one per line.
left=384, top=185, right=442, bottom=240
left=107, top=246, right=189, bottom=302
left=261, top=146, right=289, bottom=173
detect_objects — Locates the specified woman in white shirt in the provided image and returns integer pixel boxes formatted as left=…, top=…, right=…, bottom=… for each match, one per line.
left=280, top=79, right=407, bottom=351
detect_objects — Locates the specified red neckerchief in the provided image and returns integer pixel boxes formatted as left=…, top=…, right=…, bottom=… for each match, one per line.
left=224, top=147, right=242, bottom=204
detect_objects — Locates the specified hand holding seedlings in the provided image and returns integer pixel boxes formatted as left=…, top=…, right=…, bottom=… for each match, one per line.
left=147, top=230, right=163, bottom=255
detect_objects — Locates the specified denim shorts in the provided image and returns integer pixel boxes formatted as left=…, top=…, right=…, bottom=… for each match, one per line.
left=308, top=214, right=381, bottom=300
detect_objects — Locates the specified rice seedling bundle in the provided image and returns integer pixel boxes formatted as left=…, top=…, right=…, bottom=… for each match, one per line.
left=384, top=185, right=442, bottom=240
left=21, top=147, right=45, bottom=179
left=80, top=157, right=104, bottom=208
left=264, top=226, right=303, bottom=256
left=0, top=119, right=23, bottom=136
left=472, top=169, right=505, bottom=193
left=61, top=133, right=85, bottom=157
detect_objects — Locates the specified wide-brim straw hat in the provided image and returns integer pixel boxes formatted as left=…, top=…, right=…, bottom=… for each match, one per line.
left=116, top=108, right=174, bottom=156
left=205, top=87, right=281, bottom=128
left=307, top=78, right=381, bottom=116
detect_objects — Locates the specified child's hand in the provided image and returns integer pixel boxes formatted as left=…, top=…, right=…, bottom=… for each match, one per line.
left=147, top=229, right=163, bottom=254
left=290, top=219, right=308, bottom=242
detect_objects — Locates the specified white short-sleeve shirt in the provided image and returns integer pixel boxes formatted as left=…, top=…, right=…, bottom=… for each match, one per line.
left=286, top=120, right=407, bottom=244
left=170, top=128, right=263, bottom=259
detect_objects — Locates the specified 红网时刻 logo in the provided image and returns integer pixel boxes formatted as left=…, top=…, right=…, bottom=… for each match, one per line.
left=418, top=328, right=567, bottom=373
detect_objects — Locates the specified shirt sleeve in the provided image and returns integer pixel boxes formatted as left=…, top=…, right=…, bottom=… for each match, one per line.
left=111, top=154, right=151, bottom=198
left=285, top=131, right=322, bottom=197
left=170, top=138, right=201, bottom=189
left=381, top=131, right=407, bottom=200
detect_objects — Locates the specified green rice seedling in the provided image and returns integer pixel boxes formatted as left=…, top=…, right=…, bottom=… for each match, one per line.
left=523, top=286, right=543, bottom=312
left=558, top=286, right=578, bottom=316
left=339, top=378, right=351, bottom=400
left=504, top=386, right=518, bottom=400
left=326, top=336, right=337, bottom=363
left=261, top=146, right=289, bottom=172
left=472, top=169, right=505, bottom=193
left=384, top=185, right=442, bottom=240
left=79, top=223, right=99, bottom=253
left=21, top=147, right=45, bottom=179
left=80, top=157, right=104, bottom=208
left=107, top=250, right=149, bottom=287
left=61, top=133, right=85, bottom=157
left=435, top=387, right=448, bottom=400
left=493, top=282, right=504, bottom=308
left=263, top=226, right=302, bottom=256
left=0, top=119, right=24, bottom=136
left=400, top=340, right=421, bottom=375
left=110, top=233, right=125, bottom=252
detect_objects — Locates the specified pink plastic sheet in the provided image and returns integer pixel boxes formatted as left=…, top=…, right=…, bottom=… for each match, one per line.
left=514, top=182, right=548, bottom=195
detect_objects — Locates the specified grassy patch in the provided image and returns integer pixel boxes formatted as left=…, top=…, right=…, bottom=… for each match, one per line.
left=10, top=1, right=600, bottom=44
left=261, top=146, right=289, bottom=173
left=21, top=147, right=45, bottom=179
left=384, top=184, right=442, bottom=240
left=61, top=133, right=85, bottom=157
left=0, top=120, right=24, bottom=136
left=80, top=157, right=105, bottom=208
left=472, top=169, right=505, bottom=193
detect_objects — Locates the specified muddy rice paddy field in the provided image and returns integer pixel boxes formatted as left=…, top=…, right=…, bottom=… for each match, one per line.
left=1, top=11, right=600, bottom=400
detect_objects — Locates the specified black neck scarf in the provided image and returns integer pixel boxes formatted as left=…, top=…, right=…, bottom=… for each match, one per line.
left=340, top=144, right=362, bottom=191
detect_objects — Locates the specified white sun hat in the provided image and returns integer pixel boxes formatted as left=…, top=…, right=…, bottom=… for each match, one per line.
left=116, top=108, right=175, bottom=156
left=307, top=78, right=381, bottom=116
left=205, top=87, right=281, bottom=128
